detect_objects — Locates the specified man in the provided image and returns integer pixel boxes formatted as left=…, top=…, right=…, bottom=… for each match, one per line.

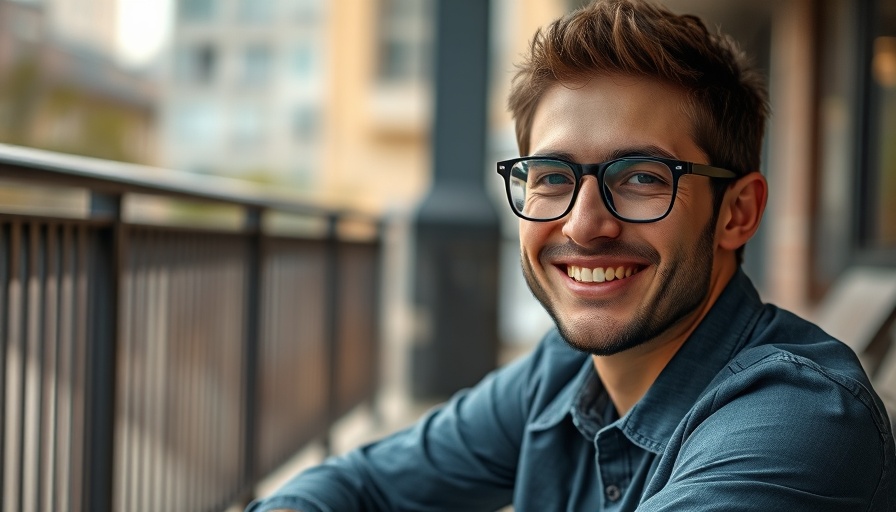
left=249, top=1, right=896, bottom=510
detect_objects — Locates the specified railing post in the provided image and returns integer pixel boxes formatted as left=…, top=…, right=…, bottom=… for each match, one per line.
left=241, top=206, right=263, bottom=500
left=83, top=191, right=122, bottom=512
left=322, top=213, right=340, bottom=455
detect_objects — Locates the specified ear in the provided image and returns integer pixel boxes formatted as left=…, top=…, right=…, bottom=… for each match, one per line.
left=716, top=172, right=767, bottom=252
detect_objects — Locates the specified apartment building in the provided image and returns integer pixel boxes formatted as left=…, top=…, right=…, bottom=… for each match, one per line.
left=160, top=0, right=327, bottom=193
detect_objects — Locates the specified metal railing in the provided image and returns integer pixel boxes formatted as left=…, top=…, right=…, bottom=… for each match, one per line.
left=0, top=144, right=382, bottom=512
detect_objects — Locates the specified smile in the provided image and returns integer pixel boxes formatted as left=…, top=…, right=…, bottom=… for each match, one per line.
left=566, top=265, right=642, bottom=283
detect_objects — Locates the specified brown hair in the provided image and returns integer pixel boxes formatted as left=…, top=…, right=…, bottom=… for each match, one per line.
left=508, top=0, right=769, bottom=261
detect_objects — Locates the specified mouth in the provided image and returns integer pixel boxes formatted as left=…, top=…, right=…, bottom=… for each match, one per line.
left=565, top=264, right=643, bottom=283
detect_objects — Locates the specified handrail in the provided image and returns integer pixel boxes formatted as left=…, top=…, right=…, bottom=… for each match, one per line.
left=0, top=145, right=383, bottom=512
left=0, top=143, right=371, bottom=221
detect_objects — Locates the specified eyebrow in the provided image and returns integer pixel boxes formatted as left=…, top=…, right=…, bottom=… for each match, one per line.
left=531, top=144, right=678, bottom=163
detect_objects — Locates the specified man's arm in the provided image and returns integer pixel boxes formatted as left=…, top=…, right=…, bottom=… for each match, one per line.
left=245, top=341, right=553, bottom=512
left=639, top=351, right=896, bottom=511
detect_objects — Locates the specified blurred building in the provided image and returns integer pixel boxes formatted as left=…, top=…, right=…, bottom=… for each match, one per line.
left=0, top=0, right=158, bottom=164
left=160, top=0, right=327, bottom=192
left=157, top=0, right=439, bottom=212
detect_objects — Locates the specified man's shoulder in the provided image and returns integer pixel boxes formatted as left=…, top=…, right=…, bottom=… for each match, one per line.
left=688, top=303, right=894, bottom=445
left=700, top=308, right=892, bottom=439
left=652, top=330, right=896, bottom=510
left=736, top=303, right=872, bottom=386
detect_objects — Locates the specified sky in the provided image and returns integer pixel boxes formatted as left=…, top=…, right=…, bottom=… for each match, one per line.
left=116, top=0, right=173, bottom=67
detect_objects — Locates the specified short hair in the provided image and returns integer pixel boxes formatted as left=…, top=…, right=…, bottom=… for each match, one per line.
left=507, top=0, right=769, bottom=262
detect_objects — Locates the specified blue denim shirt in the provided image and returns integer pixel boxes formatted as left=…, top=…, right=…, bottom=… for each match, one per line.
left=248, top=270, right=896, bottom=511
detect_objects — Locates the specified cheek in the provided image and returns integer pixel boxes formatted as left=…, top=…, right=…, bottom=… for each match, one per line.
left=674, top=179, right=716, bottom=217
left=661, top=185, right=716, bottom=242
left=519, top=220, right=555, bottom=258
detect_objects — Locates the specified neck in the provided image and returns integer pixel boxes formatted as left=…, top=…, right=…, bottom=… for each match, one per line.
left=591, top=330, right=688, bottom=417
left=593, top=263, right=737, bottom=416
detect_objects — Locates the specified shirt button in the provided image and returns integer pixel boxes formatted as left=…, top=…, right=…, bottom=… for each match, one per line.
left=605, top=484, right=622, bottom=502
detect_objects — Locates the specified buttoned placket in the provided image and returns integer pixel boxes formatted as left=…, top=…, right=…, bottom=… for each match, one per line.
left=594, top=426, right=631, bottom=510
left=570, top=371, right=640, bottom=511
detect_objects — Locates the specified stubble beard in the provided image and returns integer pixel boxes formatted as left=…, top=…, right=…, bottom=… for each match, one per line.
left=522, top=218, right=716, bottom=356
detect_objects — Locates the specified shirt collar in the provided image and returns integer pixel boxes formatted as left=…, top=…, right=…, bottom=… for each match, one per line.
left=531, top=269, right=766, bottom=446
left=617, top=268, right=765, bottom=452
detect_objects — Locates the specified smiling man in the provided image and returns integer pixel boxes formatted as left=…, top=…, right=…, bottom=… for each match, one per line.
left=248, top=1, right=896, bottom=511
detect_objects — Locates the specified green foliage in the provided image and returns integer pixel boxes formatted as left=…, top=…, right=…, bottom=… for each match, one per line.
left=0, top=56, right=150, bottom=164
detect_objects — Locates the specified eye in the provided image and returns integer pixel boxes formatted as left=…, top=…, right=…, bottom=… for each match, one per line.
left=604, top=159, right=674, bottom=194
left=626, top=173, right=662, bottom=185
left=526, top=161, right=575, bottom=188
left=541, top=173, right=574, bottom=185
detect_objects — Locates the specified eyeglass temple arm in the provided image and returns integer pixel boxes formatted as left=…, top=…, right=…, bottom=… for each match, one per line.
left=691, top=163, right=738, bottom=179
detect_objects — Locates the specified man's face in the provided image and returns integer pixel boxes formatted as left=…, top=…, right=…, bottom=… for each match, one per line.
left=520, top=75, right=722, bottom=355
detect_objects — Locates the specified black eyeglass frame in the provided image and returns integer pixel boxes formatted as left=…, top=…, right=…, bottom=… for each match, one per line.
left=496, top=156, right=738, bottom=223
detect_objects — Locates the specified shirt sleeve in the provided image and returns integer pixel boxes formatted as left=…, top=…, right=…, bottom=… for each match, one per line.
left=245, top=342, right=549, bottom=512
left=638, top=351, right=896, bottom=512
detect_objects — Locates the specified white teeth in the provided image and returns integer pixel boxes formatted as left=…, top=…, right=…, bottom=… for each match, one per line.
left=567, top=265, right=639, bottom=283
left=580, top=268, right=593, bottom=282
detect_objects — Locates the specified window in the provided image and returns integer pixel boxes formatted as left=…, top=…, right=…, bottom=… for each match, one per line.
left=238, top=0, right=274, bottom=23
left=291, top=41, right=316, bottom=80
left=241, top=44, right=272, bottom=86
left=291, top=161, right=315, bottom=187
left=174, top=43, right=217, bottom=84
left=376, top=0, right=433, bottom=84
left=172, top=102, right=219, bottom=144
left=292, top=105, right=318, bottom=142
left=231, top=104, right=266, bottom=145
left=179, top=0, right=215, bottom=22
left=287, top=0, right=322, bottom=24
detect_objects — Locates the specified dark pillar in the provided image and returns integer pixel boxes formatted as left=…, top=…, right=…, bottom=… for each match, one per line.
left=410, top=0, right=500, bottom=400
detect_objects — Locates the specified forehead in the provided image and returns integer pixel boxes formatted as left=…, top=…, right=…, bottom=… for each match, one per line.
left=529, top=75, right=706, bottom=163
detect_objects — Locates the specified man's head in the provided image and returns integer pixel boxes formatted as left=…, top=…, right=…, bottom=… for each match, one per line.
left=503, top=0, right=769, bottom=355
left=509, top=0, right=768, bottom=256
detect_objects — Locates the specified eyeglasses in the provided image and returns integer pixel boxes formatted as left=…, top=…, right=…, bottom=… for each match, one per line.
left=496, top=156, right=737, bottom=223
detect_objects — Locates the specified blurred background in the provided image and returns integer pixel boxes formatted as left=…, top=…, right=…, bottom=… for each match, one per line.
left=0, top=0, right=895, bottom=511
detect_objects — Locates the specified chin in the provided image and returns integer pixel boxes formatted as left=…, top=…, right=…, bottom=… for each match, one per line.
left=552, top=314, right=649, bottom=356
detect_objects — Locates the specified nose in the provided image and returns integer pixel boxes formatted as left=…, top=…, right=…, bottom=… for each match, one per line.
left=561, top=176, right=623, bottom=245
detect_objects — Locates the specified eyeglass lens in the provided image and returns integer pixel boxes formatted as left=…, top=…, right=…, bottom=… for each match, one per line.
left=507, top=158, right=675, bottom=221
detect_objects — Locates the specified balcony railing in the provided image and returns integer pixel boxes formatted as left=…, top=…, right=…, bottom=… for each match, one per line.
left=0, top=144, right=382, bottom=512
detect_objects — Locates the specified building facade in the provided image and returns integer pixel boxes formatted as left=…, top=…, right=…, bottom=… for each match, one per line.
left=160, top=0, right=328, bottom=191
